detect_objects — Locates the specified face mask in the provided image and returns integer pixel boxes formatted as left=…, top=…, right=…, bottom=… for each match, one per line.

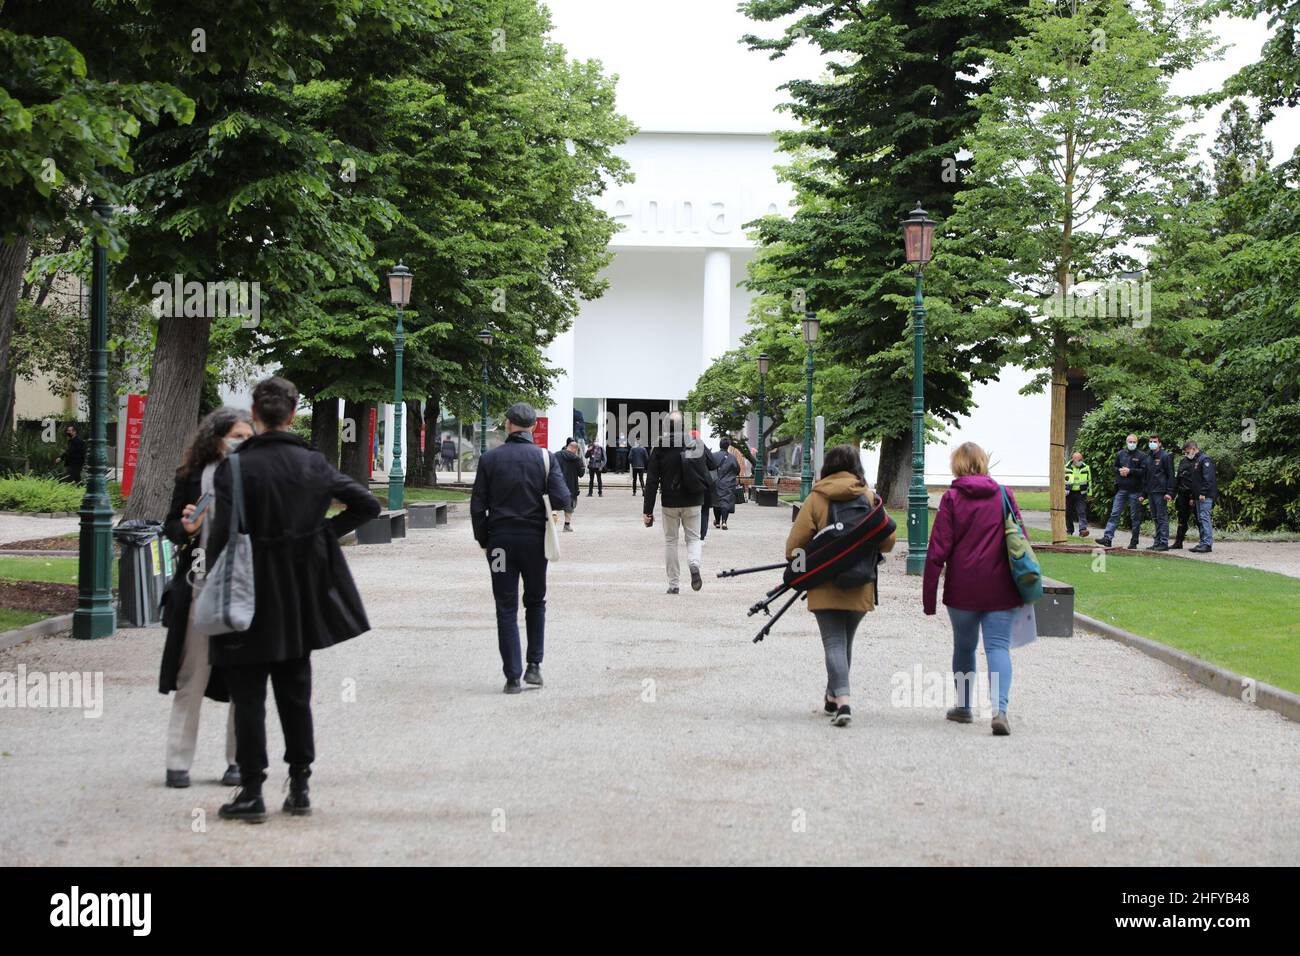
left=225, top=437, right=245, bottom=454
left=1149, top=442, right=1159, bottom=450
left=1186, top=451, right=1196, bottom=459
left=1126, top=442, right=1137, bottom=451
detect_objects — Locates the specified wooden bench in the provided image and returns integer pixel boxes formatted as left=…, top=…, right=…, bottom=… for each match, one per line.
left=1036, top=576, right=1075, bottom=637
left=407, top=501, right=450, bottom=529
left=353, top=509, right=407, bottom=545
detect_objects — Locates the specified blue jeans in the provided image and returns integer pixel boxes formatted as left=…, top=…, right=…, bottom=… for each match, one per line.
left=1102, top=489, right=1142, bottom=541
left=947, top=607, right=1014, bottom=713
left=1147, top=495, right=1170, bottom=547
left=1196, top=499, right=1214, bottom=547
left=485, top=533, right=548, bottom=681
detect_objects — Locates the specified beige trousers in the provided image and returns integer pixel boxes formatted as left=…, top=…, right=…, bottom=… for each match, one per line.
left=165, top=600, right=236, bottom=771
left=660, top=505, right=703, bottom=588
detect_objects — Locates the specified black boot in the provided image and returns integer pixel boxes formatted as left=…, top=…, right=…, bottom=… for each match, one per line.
left=219, top=771, right=267, bottom=824
left=283, top=765, right=312, bottom=816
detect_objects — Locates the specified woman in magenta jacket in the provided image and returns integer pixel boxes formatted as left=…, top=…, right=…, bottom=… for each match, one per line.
left=922, top=442, right=1026, bottom=736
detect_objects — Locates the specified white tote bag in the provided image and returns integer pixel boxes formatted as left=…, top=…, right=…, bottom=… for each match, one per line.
left=191, top=453, right=256, bottom=636
left=539, top=446, right=561, bottom=562
left=1010, top=602, right=1037, bottom=648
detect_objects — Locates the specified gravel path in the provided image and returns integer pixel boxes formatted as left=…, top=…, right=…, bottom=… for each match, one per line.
left=1, top=494, right=1297, bottom=865
left=0, top=514, right=80, bottom=547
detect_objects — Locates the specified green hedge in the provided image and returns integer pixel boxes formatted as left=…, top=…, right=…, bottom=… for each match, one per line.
left=0, top=476, right=124, bottom=513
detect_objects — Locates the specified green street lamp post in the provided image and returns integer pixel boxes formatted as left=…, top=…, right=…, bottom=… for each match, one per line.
left=73, top=198, right=116, bottom=640
left=386, top=263, right=412, bottom=511
left=477, top=328, right=493, bottom=456
left=799, top=312, right=819, bottom=501
left=901, top=204, right=936, bottom=575
left=755, top=351, right=769, bottom=484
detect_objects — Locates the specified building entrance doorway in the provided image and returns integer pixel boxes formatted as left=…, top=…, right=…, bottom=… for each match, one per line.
left=604, top=397, right=670, bottom=471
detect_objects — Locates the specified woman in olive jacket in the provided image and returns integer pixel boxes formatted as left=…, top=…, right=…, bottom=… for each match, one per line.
left=785, top=445, right=897, bottom=727
left=159, top=407, right=253, bottom=789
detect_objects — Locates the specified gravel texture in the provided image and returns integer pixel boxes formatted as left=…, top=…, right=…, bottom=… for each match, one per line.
left=1, top=493, right=1297, bottom=865
left=0, top=514, right=80, bottom=547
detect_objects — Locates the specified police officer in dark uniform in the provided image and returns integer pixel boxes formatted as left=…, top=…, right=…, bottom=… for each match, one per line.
left=1139, top=434, right=1174, bottom=551
left=1171, top=446, right=1195, bottom=549
left=1098, top=433, right=1148, bottom=549
left=1182, top=439, right=1217, bottom=553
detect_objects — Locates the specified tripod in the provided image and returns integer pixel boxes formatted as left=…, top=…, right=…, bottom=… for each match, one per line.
left=716, top=562, right=806, bottom=643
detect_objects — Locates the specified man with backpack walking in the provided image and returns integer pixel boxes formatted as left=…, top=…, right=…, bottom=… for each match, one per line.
left=642, top=412, right=712, bottom=594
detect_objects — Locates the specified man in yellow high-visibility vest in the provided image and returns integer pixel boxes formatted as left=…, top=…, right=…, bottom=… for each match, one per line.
left=1064, top=451, right=1093, bottom=538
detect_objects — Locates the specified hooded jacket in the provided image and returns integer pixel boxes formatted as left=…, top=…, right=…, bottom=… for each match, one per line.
left=785, top=472, right=897, bottom=613
left=923, top=474, right=1025, bottom=615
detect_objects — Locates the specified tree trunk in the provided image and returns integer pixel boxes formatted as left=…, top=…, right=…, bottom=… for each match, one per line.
left=0, top=235, right=32, bottom=442
left=311, top=395, right=340, bottom=468
left=1049, top=337, right=1068, bottom=544
left=423, top=393, right=441, bottom=486
left=339, top=399, right=373, bottom=486
left=405, top=398, right=422, bottom=485
left=875, top=431, right=912, bottom=510
left=122, top=316, right=213, bottom=520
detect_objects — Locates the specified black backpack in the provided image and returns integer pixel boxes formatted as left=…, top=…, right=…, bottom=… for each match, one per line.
left=784, top=494, right=893, bottom=591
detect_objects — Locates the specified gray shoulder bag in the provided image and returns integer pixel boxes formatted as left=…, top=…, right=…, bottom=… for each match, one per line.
left=191, top=453, right=256, bottom=635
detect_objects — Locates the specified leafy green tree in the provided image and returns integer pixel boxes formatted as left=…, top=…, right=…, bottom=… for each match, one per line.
left=740, top=0, right=1027, bottom=506
left=0, top=3, right=191, bottom=440
left=947, top=0, right=1211, bottom=540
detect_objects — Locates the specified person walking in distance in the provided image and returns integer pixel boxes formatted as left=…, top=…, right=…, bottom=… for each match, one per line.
left=210, top=377, right=381, bottom=823
left=1097, top=433, right=1148, bottom=549
left=585, top=438, right=606, bottom=497
left=471, top=403, right=571, bottom=693
left=1182, top=440, right=1217, bottom=553
left=923, top=443, right=1027, bottom=736
left=159, top=407, right=253, bottom=789
left=786, top=445, right=896, bottom=727
left=642, top=411, right=712, bottom=594
left=440, top=434, right=456, bottom=472
left=57, top=424, right=86, bottom=484
left=629, top=440, right=649, bottom=494
left=1140, top=434, right=1174, bottom=551
left=1063, top=450, right=1092, bottom=538
left=555, top=439, right=585, bottom=532
left=711, top=437, right=739, bottom=530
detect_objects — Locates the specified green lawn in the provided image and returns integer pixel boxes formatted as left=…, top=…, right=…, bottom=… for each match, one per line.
left=1036, top=551, right=1300, bottom=694
left=0, top=555, right=118, bottom=586
left=1009, top=490, right=1051, bottom=511
left=0, top=608, right=50, bottom=631
left=399, top=487, right=470, bottom=503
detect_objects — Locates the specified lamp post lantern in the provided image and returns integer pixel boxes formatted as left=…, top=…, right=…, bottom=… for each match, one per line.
left=901, top=203, right=936, bottom=575
left=800, top=312, right=819, bottom=501
left=386, top=263, right=412, bottom=511
left=73, top=197, right=116, bottom=640
left=477, top=328, right=494, bottom=456
left=756, top=351, right=769, bottom=484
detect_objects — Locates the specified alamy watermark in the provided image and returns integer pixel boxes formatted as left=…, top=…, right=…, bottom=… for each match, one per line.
left=151, top=274, right=261, bottom=328
left=0, top=665, right=103, bottom=718
left=1041, top=275, right=1152, bottom=327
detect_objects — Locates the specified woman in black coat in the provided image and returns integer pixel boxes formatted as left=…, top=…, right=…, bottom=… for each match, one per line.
left=555, top=440, right=585, bottom=531
left=160, top=407, right=253, bottom=789
left=209, top=376, right=380, bottom=823
left=711, top=437, right=740, bottom=530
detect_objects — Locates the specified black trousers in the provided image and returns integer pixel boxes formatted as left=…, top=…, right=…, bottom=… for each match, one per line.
left=631, top=467, right=646, bottom=493
left=712, top=507, right=729, bottom=525
left=1065, top=491, right=1088, bottom=533
left=587, top=469, right=603, bottom=494
left=225, top=656, right=314, bottom=786
left=1173, top=491, right=1192, bottom=543
left=486, top=533, right=547, bottom=681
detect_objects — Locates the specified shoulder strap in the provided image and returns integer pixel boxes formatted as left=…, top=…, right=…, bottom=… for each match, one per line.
left=228, top=453, right=246, bottom=535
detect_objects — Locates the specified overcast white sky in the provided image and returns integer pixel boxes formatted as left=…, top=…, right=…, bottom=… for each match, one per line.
left=543, top=0, right=1299, bottom=165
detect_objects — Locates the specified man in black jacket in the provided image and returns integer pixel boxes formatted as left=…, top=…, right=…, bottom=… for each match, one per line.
left=1098, top=433, right=1148, bottom=549
left=643, top=412, right=712, bottom=594
left=471, top=402, right=571, bottom=692
left=209, top=376, right=381, bottom=823
left=1181, top=439, right=1217, bottom=553
left=1139, top=434, right=1175, bottom=551
left=628, top=440, right=649, bottom=494
left=1171, top=449, right=1195, bottom=549
left=58, top=424, right=85, bottom=484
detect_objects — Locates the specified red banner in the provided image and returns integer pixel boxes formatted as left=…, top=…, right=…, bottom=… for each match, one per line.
left=367, top=407, right=377, bottom=475
left=121, top=394, right=146, bottom=496
left=534, top=416, right=548, bottom=451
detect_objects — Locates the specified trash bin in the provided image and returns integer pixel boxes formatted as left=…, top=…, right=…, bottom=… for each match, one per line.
left=112, top=520, right=170, bottom=627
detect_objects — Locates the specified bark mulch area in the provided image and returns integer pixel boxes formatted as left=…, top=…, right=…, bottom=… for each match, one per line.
left=0, top=579, right=79, bottom=614
left=0, top=534, right=79, bottom=551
